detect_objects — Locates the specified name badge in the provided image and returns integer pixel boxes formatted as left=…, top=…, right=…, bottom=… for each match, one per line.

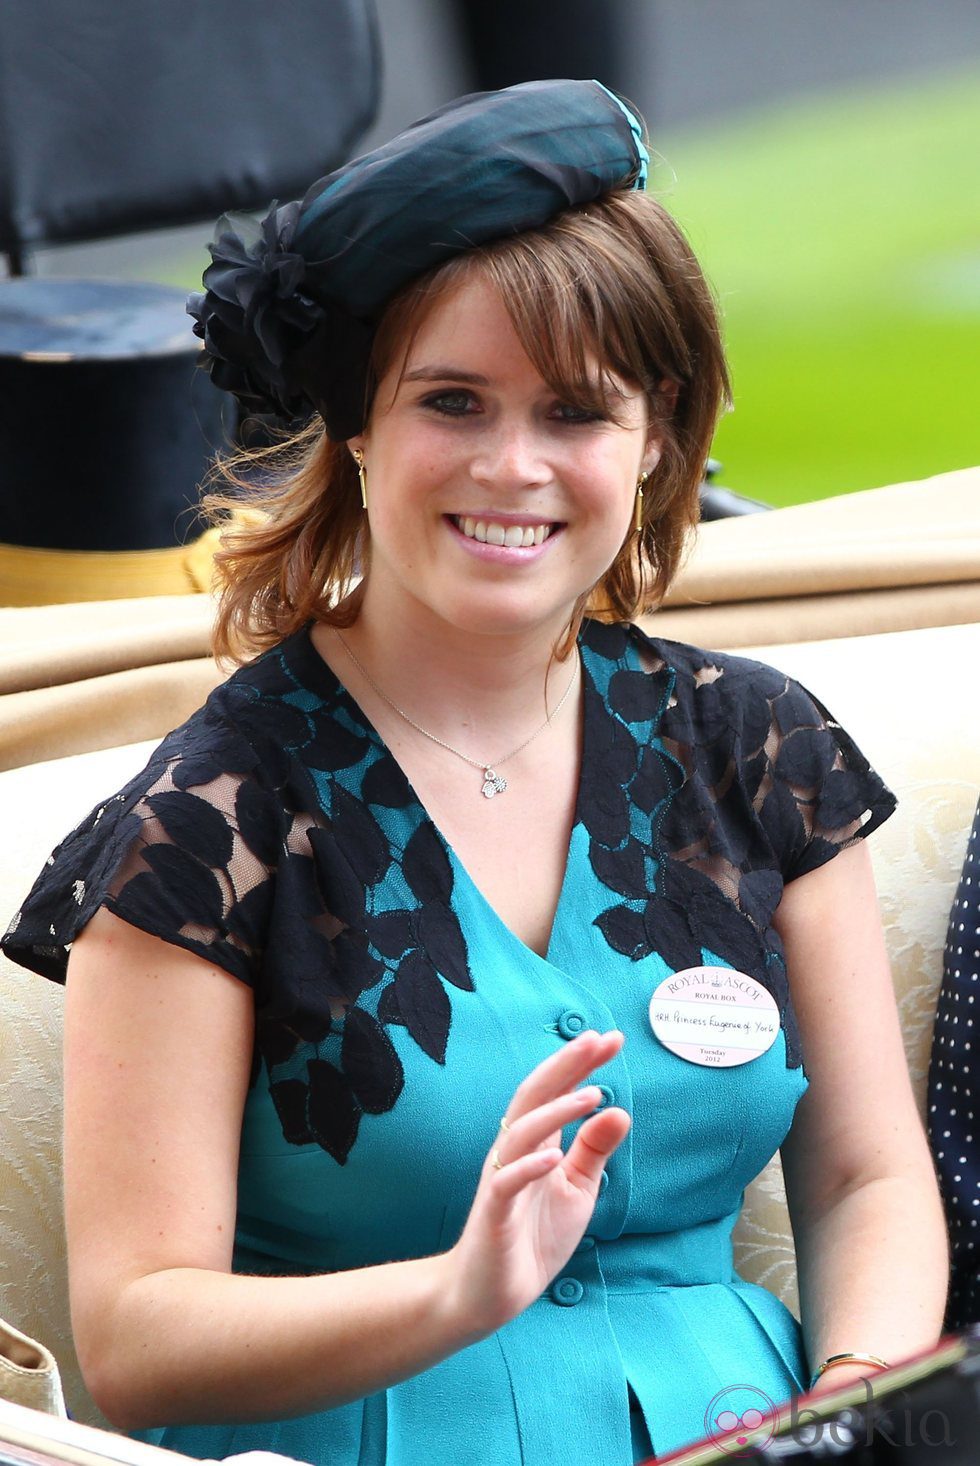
left=649, top=966, right=780, bottom=1068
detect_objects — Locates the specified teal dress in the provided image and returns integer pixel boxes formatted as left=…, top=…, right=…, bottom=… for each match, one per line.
left=3, top=619, right=895, bottom=1463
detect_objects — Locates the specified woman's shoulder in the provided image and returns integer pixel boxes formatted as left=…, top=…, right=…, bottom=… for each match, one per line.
left=606, top=620, right=896, bottom=882
left=582, top=617, right=809, bottom=728
left=0, top=627, right=336, bottom=986
left=154, top=623, right=342, bottom=766
left=622, top=619, right=875, bottom=774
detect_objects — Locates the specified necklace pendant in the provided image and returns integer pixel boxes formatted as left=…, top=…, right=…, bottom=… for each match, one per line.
left=481, top=767, right=507, bottom=799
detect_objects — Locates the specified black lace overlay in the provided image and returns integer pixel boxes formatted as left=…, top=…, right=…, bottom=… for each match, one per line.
left=3, top=620, right=895, bottom=1152
left=579, top=626, right=896, bottom=1069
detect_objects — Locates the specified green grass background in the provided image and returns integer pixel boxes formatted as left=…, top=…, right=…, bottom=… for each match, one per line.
left=651, top=62, right=979, bottom=505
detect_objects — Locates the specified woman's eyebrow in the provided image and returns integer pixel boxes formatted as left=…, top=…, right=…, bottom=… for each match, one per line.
left=402, top=366, right=490, bottom=385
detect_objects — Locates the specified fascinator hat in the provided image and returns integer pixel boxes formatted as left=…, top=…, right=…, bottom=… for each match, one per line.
left=188, top=79, right=649, bottom=442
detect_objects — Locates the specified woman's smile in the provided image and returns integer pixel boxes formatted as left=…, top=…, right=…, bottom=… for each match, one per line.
left=448, top=513, right=561, bottom=552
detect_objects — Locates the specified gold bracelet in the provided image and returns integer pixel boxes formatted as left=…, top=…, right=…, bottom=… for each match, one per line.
left=809, top=1352, right=890, bottom=1389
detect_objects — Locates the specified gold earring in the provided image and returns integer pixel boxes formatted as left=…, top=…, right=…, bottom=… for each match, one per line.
left=352, top=449, right=368, bottom=510
left=634, top=471, right=649, bottom=535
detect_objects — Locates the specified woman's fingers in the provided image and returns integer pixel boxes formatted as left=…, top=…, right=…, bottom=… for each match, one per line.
left=491, top=1086, right=602, bottom=1168
left=486, top=1146, right=565, bottom=1202
left=485, top=1108, right=630, bottom=1205
left=563, top=1108, right=631, bottom=1190
left=505, top=1029, right=624, bottom=1126
left=476, top=1029, right=629, bottom=1210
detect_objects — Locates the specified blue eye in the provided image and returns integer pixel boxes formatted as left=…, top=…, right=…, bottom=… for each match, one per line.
left=424, top=390, right=476, bottom=416
left=553, top=402, right=602, bottom=424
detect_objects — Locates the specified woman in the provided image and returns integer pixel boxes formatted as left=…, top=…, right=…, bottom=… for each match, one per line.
left=1, top=80, right=947, bottom=1463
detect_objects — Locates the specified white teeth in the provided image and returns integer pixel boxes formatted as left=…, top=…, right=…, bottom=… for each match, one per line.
left=454, top=516, right=553, bottom=547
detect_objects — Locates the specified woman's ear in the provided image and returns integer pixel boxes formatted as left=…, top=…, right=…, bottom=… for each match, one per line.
left=346, top=434, right=366, bottom=463
left=642, top=442, right=663, bottom=478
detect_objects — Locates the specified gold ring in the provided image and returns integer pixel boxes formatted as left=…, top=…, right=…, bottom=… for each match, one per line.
left=491, top=1147, right=504, bottom=1171
left=500, top=1116, right=512, bottom=1133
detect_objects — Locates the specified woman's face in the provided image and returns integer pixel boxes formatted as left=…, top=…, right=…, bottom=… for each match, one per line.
left=349, top=274, right=660, bottom=645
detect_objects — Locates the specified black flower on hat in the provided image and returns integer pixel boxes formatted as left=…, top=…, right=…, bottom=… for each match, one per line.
left=187, top=202, right=323, bottom=421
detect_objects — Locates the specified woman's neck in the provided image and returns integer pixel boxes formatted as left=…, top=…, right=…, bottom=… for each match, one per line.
left=322, top=588, right=581, bottom=749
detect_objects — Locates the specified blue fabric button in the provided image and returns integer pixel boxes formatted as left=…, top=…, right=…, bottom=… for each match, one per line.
left=596, top=1084, right=615, bottom=1109
left=557, top=1009, right=586, bottom=1039
left=574, top=1235, right=596, bottom=1253
left=551, top=1276, right=584, bottom=1306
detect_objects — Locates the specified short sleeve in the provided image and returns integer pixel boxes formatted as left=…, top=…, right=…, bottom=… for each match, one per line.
left=1, top=707, right=287, bottom=989
left=749, top=670, right=896, bottom=884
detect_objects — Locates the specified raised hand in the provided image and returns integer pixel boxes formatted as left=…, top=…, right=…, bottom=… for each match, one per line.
left=443, top=1029, right=631, bottom=1336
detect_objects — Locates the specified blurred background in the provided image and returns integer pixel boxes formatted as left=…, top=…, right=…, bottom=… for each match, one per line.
left=23, top=0, right=980, bottom=509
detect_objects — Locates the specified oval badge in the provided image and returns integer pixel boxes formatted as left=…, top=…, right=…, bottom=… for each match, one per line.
left=649, top=966, right=780, bottom=1068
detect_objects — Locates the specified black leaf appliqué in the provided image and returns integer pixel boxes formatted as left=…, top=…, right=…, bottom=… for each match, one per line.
left=361, top=754, right=414, bottom=809
left=235, top=779, right=286, bottom=866
left=225, top=877, right=275, bottom=949
left=307, top=719, right=369, bottom=773
left=817, top=769, right=872, bottom=830
left=367, top=908, right=416, bottom=959
left=378, top=981, right=404, bottom=1026
left=589, top=838, right=648, bottom=900
left=594, top=904, right=651, bottom=961
left=403, top=823, right=454, bottom=904
left=416, top=901, right=472, bottom=990
left=330, top=785, right=391, bottom=886
left=578, top=777, right=631, bottom=850
left=631, top=744, right=683, bottom=815
left=307, top=1059, right=360, bottom=1164
left=146, top=790, right=234, bottom=869
left=775, top=726, right=837, bottom=787
left=332, top=928, right=385, bottom=1000
left=607, top=667, right=669, bottom=725
left=308, top=826, right=366, bottom=928
left=391, top=949, right=452, bottom=1062
left=738, top=869, right=784, bottom=928
left=139, top=846, right=226, bottom=930
left=341, top=1008, right=404, bottom=1114
left=270, top=1078, right=313, bottom=1146
left=643, top=896, right=702, bottom=974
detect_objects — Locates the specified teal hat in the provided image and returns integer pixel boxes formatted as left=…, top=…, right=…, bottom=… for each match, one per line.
left=188, top=78, right=648, bottom=440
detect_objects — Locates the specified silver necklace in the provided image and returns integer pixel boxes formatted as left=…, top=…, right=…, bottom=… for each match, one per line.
left=335, top=631, right=578, bottom=800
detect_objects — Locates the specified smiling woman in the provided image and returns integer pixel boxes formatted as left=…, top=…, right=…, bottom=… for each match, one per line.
left=1, top=79, right=948, bottom=1466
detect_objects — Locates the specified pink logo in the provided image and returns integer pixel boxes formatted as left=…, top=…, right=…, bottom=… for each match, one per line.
left=703, top=1384, right=777, bottom=1455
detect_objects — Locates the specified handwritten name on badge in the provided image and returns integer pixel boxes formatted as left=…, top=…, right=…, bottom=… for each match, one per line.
left=648, top=966, right=779, bottom=1068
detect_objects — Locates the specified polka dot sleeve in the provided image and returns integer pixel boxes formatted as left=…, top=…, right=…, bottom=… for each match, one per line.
left=927, top=796, right=980, bottom=1330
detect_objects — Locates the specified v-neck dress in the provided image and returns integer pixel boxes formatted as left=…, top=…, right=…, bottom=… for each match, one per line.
left=2, top=619, right=895, bottom=1464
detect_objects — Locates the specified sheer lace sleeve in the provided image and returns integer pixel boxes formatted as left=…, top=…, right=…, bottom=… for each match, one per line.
left=2, top=707, right=288, bottom=988
left=655, top=641, right=896, bottom=891
left=749, top=670, right=896, bottom=882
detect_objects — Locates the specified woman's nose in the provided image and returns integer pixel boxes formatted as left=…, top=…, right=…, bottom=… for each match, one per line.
left=469, top=421, right=552, bottom=491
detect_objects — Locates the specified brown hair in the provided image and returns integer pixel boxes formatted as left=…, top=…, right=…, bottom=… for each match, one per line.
left=205, top=189, right=730, bottom=663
